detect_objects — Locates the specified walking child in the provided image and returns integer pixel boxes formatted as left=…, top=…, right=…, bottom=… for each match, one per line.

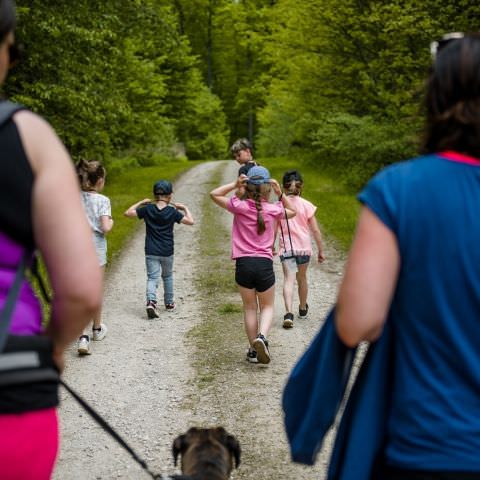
left=277, top=170, right=325, bottom=329
left=210, top=166, right=296, bottom=364
left=124, top=180, right=194, bottom=318
left=76, top=159, right=114, bottom=354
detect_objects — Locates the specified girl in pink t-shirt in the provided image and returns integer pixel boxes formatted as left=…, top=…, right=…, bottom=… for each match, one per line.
left=277, top=170, right=325, bottom=329
left=210, top=166, right=295, bottom=364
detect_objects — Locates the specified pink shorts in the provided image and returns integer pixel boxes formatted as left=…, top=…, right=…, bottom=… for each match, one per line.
left=0, top=407, right=59, bottom=479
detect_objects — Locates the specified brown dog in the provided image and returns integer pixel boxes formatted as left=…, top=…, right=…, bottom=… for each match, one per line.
left=172, top=427, right=241, bottom=480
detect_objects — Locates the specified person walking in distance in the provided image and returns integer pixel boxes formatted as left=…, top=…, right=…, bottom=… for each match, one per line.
left=210, top=166, right=296, bottom=364
left=277, top=170, right=325, bottom=329
left=0, top=1, right=102, bottom=477
left=76, top=159, right=113, bottom=355
left=124, top=180, right=194, bottom=318
left=230, top=138, right=257, bottom=176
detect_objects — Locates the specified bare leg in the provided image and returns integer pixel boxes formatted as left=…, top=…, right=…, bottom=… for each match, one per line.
left=83, top=265, right=104, bottom=333
left=296, top=263, right=309, bottom=310
left=257, top=285, right=275, bottom=337
left=282, top=262, right=296, bottom=313
left=238, top=285, right=259, bottom=345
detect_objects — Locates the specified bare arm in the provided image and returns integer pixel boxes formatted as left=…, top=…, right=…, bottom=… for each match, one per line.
left=308, top=216, right=325, bottom=262
left=15, top=111, right=102, bottom=369
left=124, top=198, right=151, bottom=217
left=270, top=179, right=296, bottom=219
left=100, top=215, right=114, bottom=233
left=174, top=203, right=194, bottom=225
left=210, top=180, right=238, bottom=209
left=335, top=207, right=400, bottom=347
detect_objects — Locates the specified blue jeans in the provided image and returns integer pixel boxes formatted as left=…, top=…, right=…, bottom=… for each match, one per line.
left=145, top=255, right=174, bottom=305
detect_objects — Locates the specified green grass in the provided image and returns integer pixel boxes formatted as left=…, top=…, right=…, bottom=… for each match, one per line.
left=103, top=160, right=203, bottom=264
left=260, top=157, right=359, bottom=251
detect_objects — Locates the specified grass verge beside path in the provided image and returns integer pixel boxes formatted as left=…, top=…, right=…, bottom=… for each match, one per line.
left=186, top=166, right=243, bottom=390
left=261, top=157, right=359, bottom=251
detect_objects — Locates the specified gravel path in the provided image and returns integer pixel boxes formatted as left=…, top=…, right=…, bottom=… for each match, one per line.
left=53, top=161, right=345, bottom=479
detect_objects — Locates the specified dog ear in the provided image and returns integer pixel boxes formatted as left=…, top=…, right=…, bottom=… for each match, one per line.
left=172, top=434, right=188, bottom=467
left=226, top=434, right=241, bottom=468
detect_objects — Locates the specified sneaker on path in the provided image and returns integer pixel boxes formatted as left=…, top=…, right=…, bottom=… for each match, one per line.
left=252, top=334, right=270, bottom=364
left=92, top=323, right=107, bottom=341
left=283, top=312, right=294, bottom=329
left=299, top=304, right=309, bottom=319
left=77, top=335, right=91, bottom=355
left=246, top=347, right=258, bottom=364
left=146, top=300, right=160, bottom=319
left=165, top=303, right=175, bottom=311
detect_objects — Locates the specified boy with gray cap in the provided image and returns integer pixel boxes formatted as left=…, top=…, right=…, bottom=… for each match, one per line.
left=124, top=179, right=194, bottom=318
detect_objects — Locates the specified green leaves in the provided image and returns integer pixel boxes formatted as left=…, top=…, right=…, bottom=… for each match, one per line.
left=6, top=0, right=229, bottom=163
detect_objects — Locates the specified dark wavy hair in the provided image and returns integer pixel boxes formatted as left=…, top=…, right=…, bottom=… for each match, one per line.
left=0, top=0, right=16, bottom=42
left=422, top=34, right=480, bottom=157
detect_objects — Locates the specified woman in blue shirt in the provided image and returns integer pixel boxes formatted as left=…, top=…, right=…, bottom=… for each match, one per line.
left=336, top=34, right=480, bottom=479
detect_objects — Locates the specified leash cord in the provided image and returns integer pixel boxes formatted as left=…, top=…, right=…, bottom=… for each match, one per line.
left=60, top=379, right=163, bottom=479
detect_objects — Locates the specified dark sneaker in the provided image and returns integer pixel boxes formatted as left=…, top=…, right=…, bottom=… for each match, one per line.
left=246, top=347, right=258, bottom=364
left=299, top=303, right=309, bottom=319
left=283, top=312, right=294, bottom=329
left=146, top=300, right=160, bottom=319
left=165, top=303, right=176, bottom=311
left=252, top=334, right=270, bottom=364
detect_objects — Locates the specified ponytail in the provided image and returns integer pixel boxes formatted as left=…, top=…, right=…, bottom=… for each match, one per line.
left=253, top=190, right=266, bottom=234
left=76, top=159, right=106, bottom=191
left=246, top=183, right=272, bottom=234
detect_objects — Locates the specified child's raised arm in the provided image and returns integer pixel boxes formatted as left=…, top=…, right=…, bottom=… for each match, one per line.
left=174, top=203, right=194, bottom=225
left=124, top=198, right=151, bottom=217
left=210, top=180, right=241, bottom=209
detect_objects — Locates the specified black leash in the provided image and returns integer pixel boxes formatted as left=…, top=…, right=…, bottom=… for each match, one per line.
left=60, top=379, right=165, bottom=479
left=0, top=251, right=167, bottom=479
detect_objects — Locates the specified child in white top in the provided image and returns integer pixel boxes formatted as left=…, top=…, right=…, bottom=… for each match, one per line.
left=76, top=160, right=114, bottom=354
left=277, top=170, right=325, bottom=329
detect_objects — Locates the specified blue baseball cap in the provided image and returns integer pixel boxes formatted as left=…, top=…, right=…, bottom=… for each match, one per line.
left=153, top=180, right=173, bottom=195
left=247, top=166, right=270, bottom=185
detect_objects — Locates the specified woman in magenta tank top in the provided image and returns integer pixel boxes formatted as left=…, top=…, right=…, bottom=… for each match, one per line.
left=0, top=2, right=103, bottom=478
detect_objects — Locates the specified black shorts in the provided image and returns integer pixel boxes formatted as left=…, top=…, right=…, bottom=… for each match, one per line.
left=235, top=257, right=275, bottom=292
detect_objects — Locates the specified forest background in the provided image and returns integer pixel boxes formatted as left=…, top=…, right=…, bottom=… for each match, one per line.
left=5, top=1, right=480, bottom=191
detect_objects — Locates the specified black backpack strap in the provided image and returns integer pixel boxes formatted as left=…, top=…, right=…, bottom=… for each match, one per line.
left=0, top=100, right=25, bottom=129
left=0, top=251, right=29, bottom=352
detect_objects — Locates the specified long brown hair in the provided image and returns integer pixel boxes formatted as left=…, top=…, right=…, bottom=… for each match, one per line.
left=245, top=183, right=272, bottom=234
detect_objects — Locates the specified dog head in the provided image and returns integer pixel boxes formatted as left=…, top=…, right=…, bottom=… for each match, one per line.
left=172, top=427, right=241, bottom=480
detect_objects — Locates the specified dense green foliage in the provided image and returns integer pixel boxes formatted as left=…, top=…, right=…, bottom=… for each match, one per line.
left=4, top=1, right=480, bottom=185
left=5, top=1, right=228, bottom=164
left=175, top=0, right=480, bottom=186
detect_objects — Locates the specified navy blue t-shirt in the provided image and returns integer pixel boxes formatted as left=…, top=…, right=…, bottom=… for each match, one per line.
left=359, top=152, right=480, bottom=472
left=136, top=203, right=184, bottom=256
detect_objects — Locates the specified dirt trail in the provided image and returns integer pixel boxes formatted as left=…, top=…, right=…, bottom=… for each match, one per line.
left=53, top=161, right=345, bottom=479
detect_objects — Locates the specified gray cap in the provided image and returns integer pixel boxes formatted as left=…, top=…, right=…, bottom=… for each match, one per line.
left=247, top=166, right=270, bottom=185
left=153, top=180, right=173, bottom=195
